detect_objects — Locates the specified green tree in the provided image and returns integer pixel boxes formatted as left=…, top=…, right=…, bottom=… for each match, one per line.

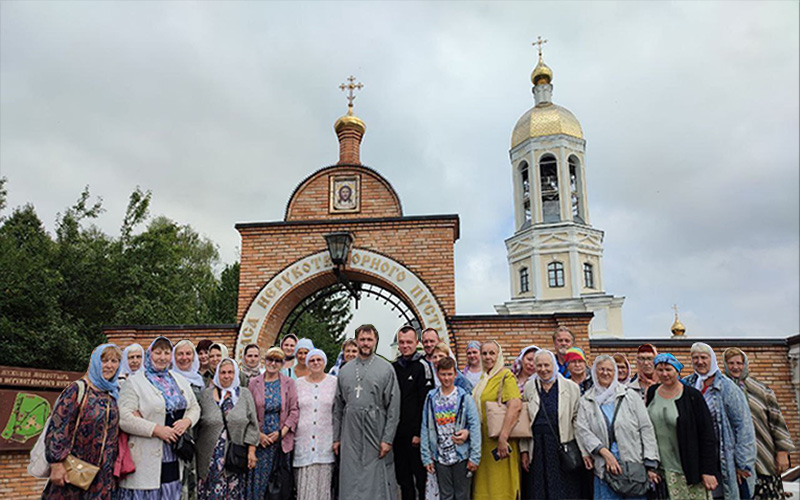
left=208, top=262, right=240, bottom=323
left=0, top=204, right=91, bottom=371
left=286, top=290, right=353, bottom=370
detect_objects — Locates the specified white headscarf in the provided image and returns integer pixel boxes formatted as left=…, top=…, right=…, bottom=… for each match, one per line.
left=690, top=342, right=720, bottom=391
left=213, top=358, right=240, bottom=407
left=533, top=349, right=559, bottom=385
left=210, top=342, right=230, bottom=360
left=171, top=340, right=205, bottom=389
left=471, top=340, right=507, bottom=420
left=591, top=354, right=620, bottom=406
left=120, top=344, right=144, bottom=378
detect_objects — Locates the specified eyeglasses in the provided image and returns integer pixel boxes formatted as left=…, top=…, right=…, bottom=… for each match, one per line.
left=636, top=357, right=655, bottom=363
left=265, top=358, right=283, bottom=364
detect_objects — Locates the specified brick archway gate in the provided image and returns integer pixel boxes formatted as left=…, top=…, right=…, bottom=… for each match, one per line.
left=235, top=248, right=449, bottom=359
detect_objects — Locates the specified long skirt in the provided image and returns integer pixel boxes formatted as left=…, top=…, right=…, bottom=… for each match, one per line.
left=295, top=463, right=334, bottom=500
left=198, top=431, right=244, bottom=500
left=527, top=431, right=579, bottom=500
left=662, top=469, right=708, bottom=500
left=116, top=443, right=182, bottom=500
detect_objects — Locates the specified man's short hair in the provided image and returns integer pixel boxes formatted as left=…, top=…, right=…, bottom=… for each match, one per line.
left=552, top=326, right=575, bottom=341
left=421, top=328, right=440, bottom=339
left=436, top=356, right=456, bottom=372
left=355, top=324, right=379, bottom=342
left=397, top=325, right=418, bottom=339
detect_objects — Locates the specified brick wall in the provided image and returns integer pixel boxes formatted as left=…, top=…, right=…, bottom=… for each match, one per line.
left=0, top=451, right=45, bottom=499
left=285, top=165, right=402, bottom=221
left=591, top=338, right=799, bottom=467
left=448, top=313, right=593, bottom=366
left=236, top=216, right=460, bottom=330
left=104, top=324, right=238, bottom=353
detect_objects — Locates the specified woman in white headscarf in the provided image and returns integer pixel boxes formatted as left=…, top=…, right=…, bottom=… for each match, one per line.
left=196, top=358, right=260, bottom=500
left=119, top=343, right=144, bottom=383
left=471, top=340, right=522, bottom=500
left=520, top=349, right=582, bottom=500
left=575, top=354, right=660, bottom=499
left=683, top=343, right=756, bottom=500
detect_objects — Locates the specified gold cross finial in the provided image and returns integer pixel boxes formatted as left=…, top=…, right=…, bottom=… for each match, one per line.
left=532, top=36, right=548, bottom=58
left=672, top=304, right=679, bottom=317
left=339, top=75, right=364, bottom=114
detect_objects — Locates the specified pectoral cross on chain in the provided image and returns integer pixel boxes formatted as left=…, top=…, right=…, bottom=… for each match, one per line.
left=354, top=383, right=363, bottom=399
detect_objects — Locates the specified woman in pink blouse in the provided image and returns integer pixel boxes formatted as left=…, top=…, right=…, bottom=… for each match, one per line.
left=293, top=348, right=337, bottom=500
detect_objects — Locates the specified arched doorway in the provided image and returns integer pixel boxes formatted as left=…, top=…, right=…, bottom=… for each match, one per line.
left=235, top=248, right=448, bottom=359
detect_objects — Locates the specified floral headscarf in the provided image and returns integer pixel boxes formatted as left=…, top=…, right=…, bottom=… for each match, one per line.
left=145, top=337, right=187, bottom=413
left=88, top=344, right=121, bottom=400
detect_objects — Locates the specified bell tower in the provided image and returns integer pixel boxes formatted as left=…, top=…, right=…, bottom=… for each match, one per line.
left=495, top=38, right=625, bottom=338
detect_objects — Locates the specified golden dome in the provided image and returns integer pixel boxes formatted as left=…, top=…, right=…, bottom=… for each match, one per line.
left=531, top=56, right=553, bottom=85
left=511, top=103, right=583, bottom=148
left=671, top=316, right=686, bottom=336
left=334, top=109, right=366, bottom=135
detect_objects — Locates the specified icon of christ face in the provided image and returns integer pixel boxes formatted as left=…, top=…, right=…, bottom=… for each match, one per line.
left=338, top=185, right=352, bottom=204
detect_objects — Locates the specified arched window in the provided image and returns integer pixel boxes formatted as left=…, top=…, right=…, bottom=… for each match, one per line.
left=519, top=161, right=530, bottom=197
left=568, top=155, right=584, bottom=222
left=547, top=262, right=565, bottom=288
left=540, top=154, right=560, bottom=222
left=583, top=262, right=594, bottom=288
left=519, top=267, right=530, bottom=293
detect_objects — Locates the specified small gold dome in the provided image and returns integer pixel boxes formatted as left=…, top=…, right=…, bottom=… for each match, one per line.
left=531, top=56, right=553, bottom=85
left=671, top=317, right=686, bottom=336
left=511, top=103, right=583, bottom=148
left=334, top=109, right=366, bottom=135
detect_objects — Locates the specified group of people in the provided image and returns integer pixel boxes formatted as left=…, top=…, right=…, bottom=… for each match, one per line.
left=39, top=324, right=794, bottom=500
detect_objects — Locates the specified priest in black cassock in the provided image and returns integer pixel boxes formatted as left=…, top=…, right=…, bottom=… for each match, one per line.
left=333, top=324, right=401, bottom=500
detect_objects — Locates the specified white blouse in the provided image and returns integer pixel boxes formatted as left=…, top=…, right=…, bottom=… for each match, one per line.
left=293, top=375, right=337, bottom=467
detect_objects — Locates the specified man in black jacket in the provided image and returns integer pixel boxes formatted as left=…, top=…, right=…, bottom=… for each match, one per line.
left=393, top=325, right=435, bottom=500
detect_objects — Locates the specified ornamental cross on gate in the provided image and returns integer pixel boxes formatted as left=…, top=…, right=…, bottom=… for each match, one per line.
left=532, top=36, right=548, bottom=57
left=339, top=75, right=364, bottom=111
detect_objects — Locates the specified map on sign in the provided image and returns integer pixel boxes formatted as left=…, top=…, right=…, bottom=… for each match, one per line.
left=1, top=393, right=51, bottom=444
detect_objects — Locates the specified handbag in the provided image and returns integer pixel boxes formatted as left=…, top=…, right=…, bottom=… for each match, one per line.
left=28, top=380, right=87, bottom=479
left=64, top=385, right=110, bottom=490
left=219, top=390, right=248, bottom=474
left=604, top=398, right=650, bottom=497
left=539, top=385, right=582, bottom=472
left=113, top=431, right=136, bottom=478
left=267, top=431, right=293, bottom=500
left=485, top=372, right=532, bottom=439
left=173, top=431, right=195, bottom=462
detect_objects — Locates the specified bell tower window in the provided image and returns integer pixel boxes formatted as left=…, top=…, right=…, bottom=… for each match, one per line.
left=540, top=154, right=560, bottom=222
left=583, top=262, right=594, bottom=288
left=569, top=155, right=584, bottom=223
left=547, top=261, right=565, bottom=287
left=519, top=267, right=530, bottom=293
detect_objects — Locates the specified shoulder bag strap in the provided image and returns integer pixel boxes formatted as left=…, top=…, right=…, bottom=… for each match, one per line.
left=217, top=388, right=232, bottom=440
left=607, top=394, right=624, bottom=446
left=68, top=380, right=90, bottom=451
left=95, top=400, right=111, bottom=466
left=496, top=371, right=508, bottom=404
left=538, top=382, right=561, bottom=443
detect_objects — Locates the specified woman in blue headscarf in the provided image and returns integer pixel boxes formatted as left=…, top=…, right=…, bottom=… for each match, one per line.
left=44, top=343, right=122, bottom=500
left=117, top=337, right=201, bottom=500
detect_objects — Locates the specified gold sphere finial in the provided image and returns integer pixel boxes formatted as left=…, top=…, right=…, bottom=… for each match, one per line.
left=531, top=36, right=553, bottom=85
left=670, top=304, right=686, bottom=337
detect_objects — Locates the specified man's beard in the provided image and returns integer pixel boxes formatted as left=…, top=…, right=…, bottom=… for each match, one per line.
left=359, top=346, right=374, bottom=357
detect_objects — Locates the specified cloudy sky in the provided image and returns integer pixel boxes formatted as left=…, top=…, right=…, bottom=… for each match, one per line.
left=2, top=1, right=798, bottom=344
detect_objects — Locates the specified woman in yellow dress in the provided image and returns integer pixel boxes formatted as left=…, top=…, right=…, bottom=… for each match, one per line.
left=471, top=340, right=522, bottom=500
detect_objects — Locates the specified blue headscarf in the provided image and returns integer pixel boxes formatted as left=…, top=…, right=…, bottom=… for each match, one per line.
left=89, top=343, right=121, bottom=400
left=654, top=353, right=684, bottom=373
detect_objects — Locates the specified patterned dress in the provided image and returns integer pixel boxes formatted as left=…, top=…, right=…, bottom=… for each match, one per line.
left=245, top=379, right=281, bottom=500
left=528, top=381, right=580, bottom=500
left=198, top=396, right=243, bottom=500
left=43, top=382, right=119, bottom=500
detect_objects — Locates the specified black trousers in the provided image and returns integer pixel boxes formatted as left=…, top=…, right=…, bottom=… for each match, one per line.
left=394, top=435, right=426, bottom=500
